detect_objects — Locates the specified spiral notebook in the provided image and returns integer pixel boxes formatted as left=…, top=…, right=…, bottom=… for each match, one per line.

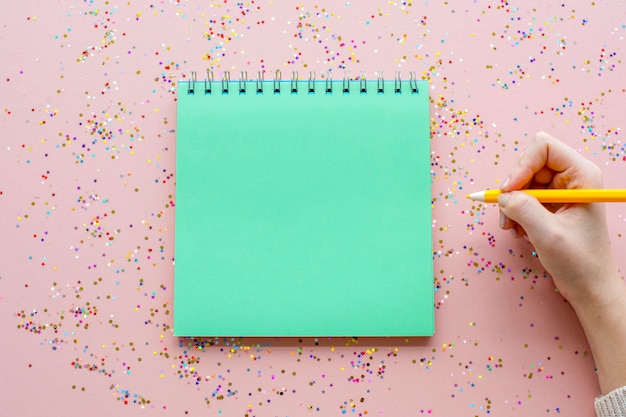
left=174, top=71, right=433, bottom=337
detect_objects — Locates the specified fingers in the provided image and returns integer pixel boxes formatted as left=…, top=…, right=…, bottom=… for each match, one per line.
left=501, top=131, right=602, bottom=193
left=533, top=166, right=555, bottom=185
left=499, top=210, right=526, bottom=239
left=498, top=131, right=605, bottom=241
left=498, top=190, right=554, bottom=243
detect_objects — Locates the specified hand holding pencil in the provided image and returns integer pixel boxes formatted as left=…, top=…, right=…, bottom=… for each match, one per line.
left=496, top=131, right=610, bottom=248
left=495, top=131, right=615, bottom=297
left=491, top=132, right=626, bottom=397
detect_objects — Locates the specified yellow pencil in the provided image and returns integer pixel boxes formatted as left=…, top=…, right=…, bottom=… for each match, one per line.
left=467, top=189, right=626, bottom=203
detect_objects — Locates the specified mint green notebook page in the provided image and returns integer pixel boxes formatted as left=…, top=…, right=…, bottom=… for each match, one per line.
left=174, top=78, right=433, bottom=337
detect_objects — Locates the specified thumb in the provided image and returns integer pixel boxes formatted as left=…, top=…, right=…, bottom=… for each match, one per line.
left=498, top=191, right=554, bottom=239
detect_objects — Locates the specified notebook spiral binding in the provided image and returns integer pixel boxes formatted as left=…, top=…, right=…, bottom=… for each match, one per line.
left=186, top=70, right=419, bottom=95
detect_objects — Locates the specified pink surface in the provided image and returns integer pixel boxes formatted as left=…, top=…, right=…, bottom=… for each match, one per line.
left=1, top=1, right=624, bottom=415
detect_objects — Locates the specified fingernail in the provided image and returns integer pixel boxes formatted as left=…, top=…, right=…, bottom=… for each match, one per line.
left=510, top=228, right=518, bottom=238
left=498, top=192, right=510, bottom=206
left=500, top=176, right=510, bottom=191
left=499, top=212, right=506, bottom=229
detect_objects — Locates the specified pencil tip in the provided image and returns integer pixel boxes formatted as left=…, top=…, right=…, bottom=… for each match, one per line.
left=467, top=191, right=486, bottom=202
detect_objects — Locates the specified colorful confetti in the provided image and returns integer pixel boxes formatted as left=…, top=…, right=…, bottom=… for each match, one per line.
left=1, top=1, right=624, bottom=415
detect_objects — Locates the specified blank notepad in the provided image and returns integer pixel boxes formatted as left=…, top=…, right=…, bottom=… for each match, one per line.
left=174, top=72, right=433, bottom=337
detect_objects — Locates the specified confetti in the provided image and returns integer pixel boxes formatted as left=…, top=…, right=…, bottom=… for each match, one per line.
left=1, top=1, right=622, bottom=415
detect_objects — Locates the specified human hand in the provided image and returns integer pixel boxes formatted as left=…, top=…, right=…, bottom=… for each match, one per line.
left=498, top=131, right=621, bottom=309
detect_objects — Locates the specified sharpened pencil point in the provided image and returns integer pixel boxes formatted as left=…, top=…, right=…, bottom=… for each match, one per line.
left=467, top=191, right=487, bottom=202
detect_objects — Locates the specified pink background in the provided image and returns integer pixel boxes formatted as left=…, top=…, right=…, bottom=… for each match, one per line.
left=1, top=1, right=624, bottom=415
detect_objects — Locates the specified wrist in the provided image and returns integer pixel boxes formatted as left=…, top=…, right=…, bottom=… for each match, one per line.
left=568, top=272, right=626, bottom=395
left=569, top=269, right=625, bottom=320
